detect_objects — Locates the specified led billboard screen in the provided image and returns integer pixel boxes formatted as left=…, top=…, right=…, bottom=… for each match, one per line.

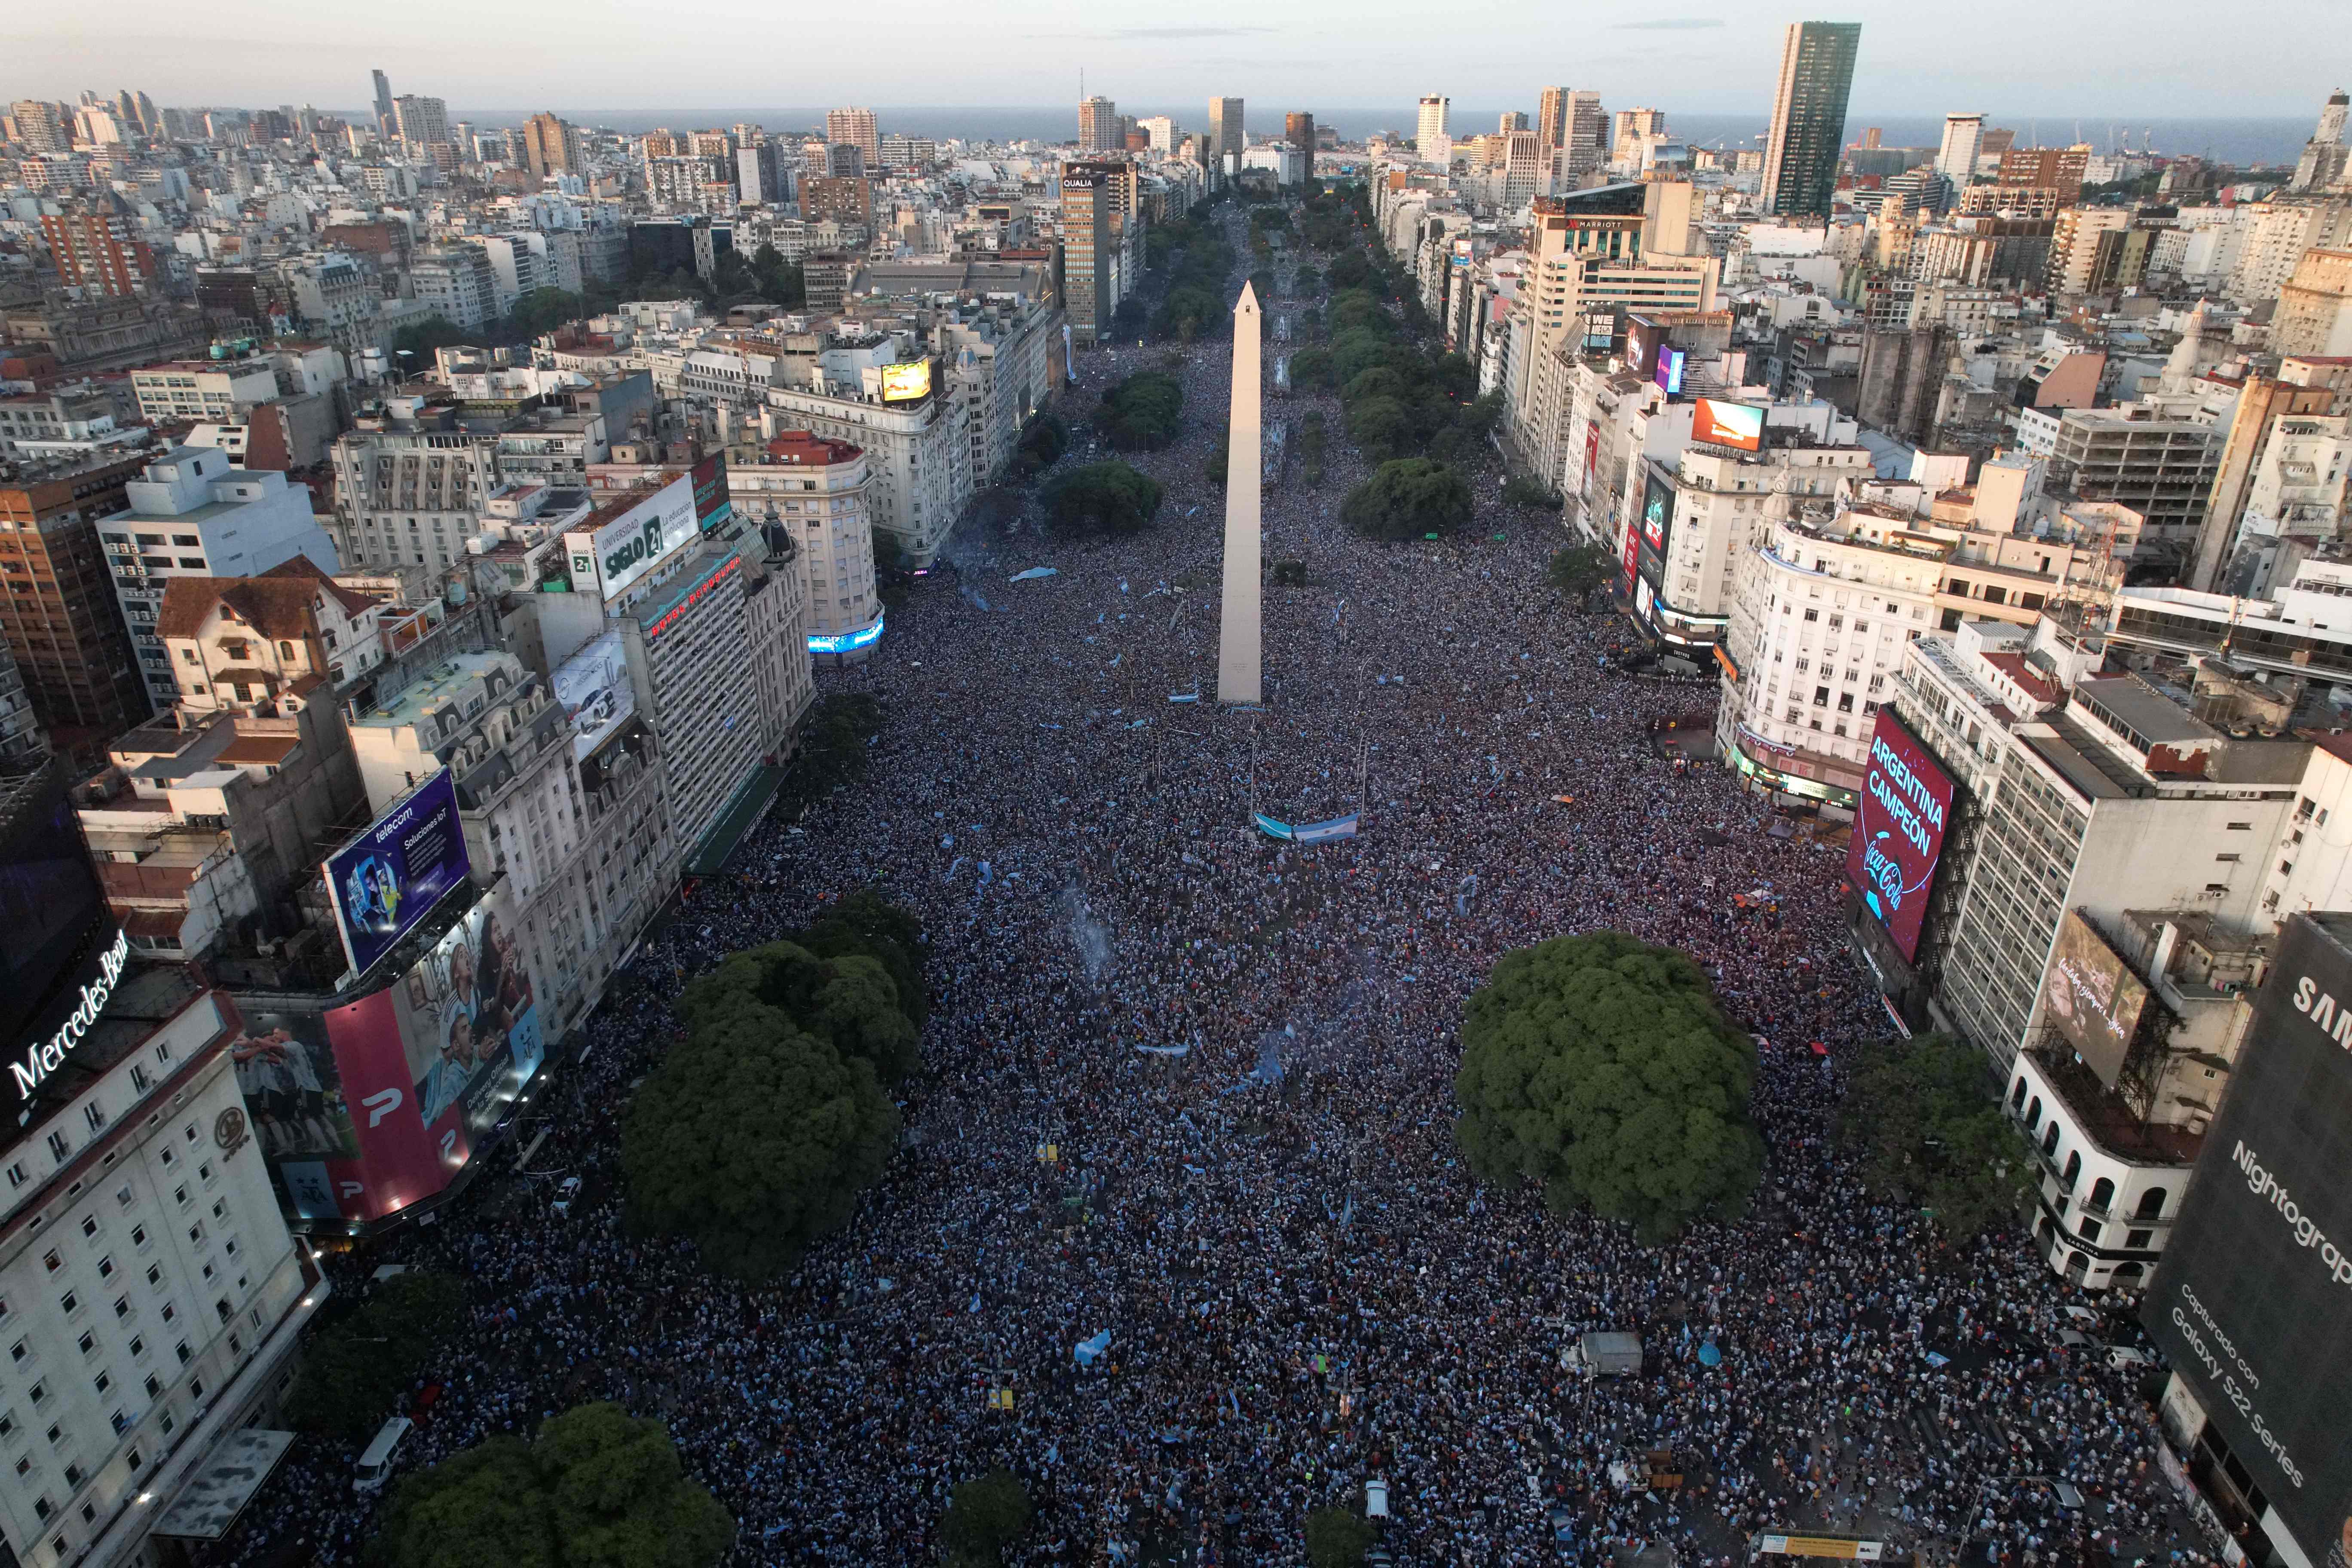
left=552, top=630, right=636, bottom=762
left=2145, top=912, right=2352, bottom=1565
left=1654, top=347, right=1687, bottom=397
left=1635, top=468, right=1675, bottom=593
left=323, top=769, right=472, bottom=980
left=689, top=453, right=732, bottom=534
left=2043, top=910, right=2151, bottom=1088
left=880, top=359, right=932, bottom=402
left=1693, top=398, right=1766, bottom=452
left=1845, top=708, right=1955, bottom=963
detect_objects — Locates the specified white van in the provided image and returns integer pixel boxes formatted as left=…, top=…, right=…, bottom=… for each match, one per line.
left=353, top=1415, right=413, bottom=1494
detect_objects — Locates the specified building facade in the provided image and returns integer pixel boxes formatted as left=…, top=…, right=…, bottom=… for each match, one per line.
left=1760, top=21, right=1862, bottom=221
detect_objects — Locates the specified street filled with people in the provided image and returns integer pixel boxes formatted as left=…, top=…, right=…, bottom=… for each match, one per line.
left=206, top=203, right=2220, bottom=1568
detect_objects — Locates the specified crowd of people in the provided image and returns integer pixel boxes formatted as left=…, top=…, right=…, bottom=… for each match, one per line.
left=202, top=206, right=2223, bottom=1568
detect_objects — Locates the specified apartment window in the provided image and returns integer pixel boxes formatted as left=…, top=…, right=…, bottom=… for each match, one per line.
left=143, top=1373, right=159, bottom=1399
left=133, top=1227, right=148, bottom=1251
left=2215, top=853, right=2240, bottom=863
left=43, top=1250, right=61, bottom=1274
left=175, top=1341, right=190, bottom=1364
left=76, top=1331, right=93, bottom=1356
left=2226, top=821, right=2252, bottom=831
left=60, top=1292, right=77, bottom=1315
left=96, top=1256, right=112, bottom=1280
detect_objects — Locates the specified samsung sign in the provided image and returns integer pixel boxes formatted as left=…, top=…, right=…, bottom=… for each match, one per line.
left=10, top=928, right=132, bottom=1101
left=566, top=474, right=699, bottom=601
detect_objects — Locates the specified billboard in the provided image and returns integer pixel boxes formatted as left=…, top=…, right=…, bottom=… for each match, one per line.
left=1693, top=397, right=1765, bottom=452
left=1654, top=346, right=1687, bottom=397
left=229, top=1003, right=360, bottom=1222
left=688, top=453, right=733, bottom=534
left=2145, top=913, right=2352, bottom=1566
left=1845, top=708, right=1955, bottom=963
left=0, top=767, right=111, bottom=1054
left=564, top=472, right=698, bottom=601
left=1635, top=468, right=1675, bottom=593
left=288, top=884, right=543, bottom=1223
left=323, top=770, right=472, bottom=980
left=1623, top=316, right=1654, bottom=375
left=552, top=630, right=636, bottom=761
left=1583, top=423, right=1600, bottom=500
left=880, top=359, right=932, bottom=403
left=2044, top=910, right=2151, bottom=1087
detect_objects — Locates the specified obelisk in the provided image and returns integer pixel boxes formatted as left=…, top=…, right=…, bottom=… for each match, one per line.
left=1218, top=281, right=1263, bottom=705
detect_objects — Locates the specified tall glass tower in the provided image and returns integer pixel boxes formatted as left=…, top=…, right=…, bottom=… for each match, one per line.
left=1760, top=21, right=1861, bottom=223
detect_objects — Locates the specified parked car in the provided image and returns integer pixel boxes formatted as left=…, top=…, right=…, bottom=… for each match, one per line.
left=552, top=1176, right=583, bottom=1216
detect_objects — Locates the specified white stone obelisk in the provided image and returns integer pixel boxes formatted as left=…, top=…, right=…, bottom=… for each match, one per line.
left=1218, top=281, right=1263, bottom=706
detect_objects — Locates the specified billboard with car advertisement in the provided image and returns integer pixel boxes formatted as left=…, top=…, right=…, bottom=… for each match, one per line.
left=2144, top=913, right=2352, bottom=1568
left=260, top=884, right=543, bottom=1225
left=1845, top=709, right=1956, bottom=963
left=2043, top=910, right=2152, bottom=1087
left=323, top=770, right=471, bottom=981
left=552, top=630, right=637, bottom=762
left=1693, top=398, right=1766, bottom=452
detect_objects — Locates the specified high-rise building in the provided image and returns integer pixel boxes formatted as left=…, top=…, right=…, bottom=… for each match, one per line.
left=825, top=106, right=879, bottom=165
left=11, top=98, right=71, bottom=153
left=1996, top=143, right=2092, bottom=201
left=1536, top=87, right=1569, bottom=160
left=1416, top=95, right=1450, bottom=162
left=1498, top=110, right=1528, bottom=134
left=371, top=68, right=394, bottom=134
left=0, top=452, right=156, bottom=749
left=1612, top=107, right=1666, bottom=165
left=1936, top=112, right=1985, bottom=184
left=2291, top=89, right=2350, bottom=190
left=1061, top=165, right=1112, bottom=343
left=392, top=94, right=448, bottom=152
left=1079, top=95, right=1120, bottom=153
left=1562, top=90, right=1608, bottom=182
left=1760, top=20, right=1862, bottom=222
left=1208, top=97, right=1245, bottom=172
left=1286, top=112, right=1317, bottom=173
left=824, top=140, right=866, bottom=179
left=1139, top=115, right=1179, bottom=154
left=737, top=141, right=781, bottom=205
left=40, top=195, right=158, bottom=297
left=522, top=111, right=583, bottom=179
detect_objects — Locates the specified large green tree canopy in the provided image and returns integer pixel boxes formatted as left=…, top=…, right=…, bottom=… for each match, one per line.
left=622, top=902, right=923, bottom=1279
left=1455, top=931, right=1764, bottom=1242
left=1838, top=1031, right=2034, bottom=1243
left=1044, top=460, right=1164, bottom=539
left=1341, top=457, right=1473, bottom=541
left=374, top=1403, right=733, bottom=1568
left=1093, top=371, right=1186, bottom=450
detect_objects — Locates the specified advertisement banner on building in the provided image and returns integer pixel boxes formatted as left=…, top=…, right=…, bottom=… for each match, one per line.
left=880, top=359, right=933, bottom=403
left=1844, top=709, right=1956, bottom=963
left=1693, top=398, right=1766, bottom=452
left=2144, top=913, right=2352, bottom=1565
left=1624, top=315, right=1654, bottom=375
left=227, top=1003, right=360, bottom=1222
left=309, top=884, right=543, bottom=1223
left=688, top=453, right=733, bottom=534
left=2043, top=910, right=2151, bottom=1087
left=1654, top=346, right=1687, bottom=398
left=1635, top=468, right=1675, bottom=593
left=564, top=472, right=699, bottom=601
left=552, top=630, right=637, bottom=761
left=1583, top=424, right=1600, bottom=501
left=322, top=770, right=472, bottom=981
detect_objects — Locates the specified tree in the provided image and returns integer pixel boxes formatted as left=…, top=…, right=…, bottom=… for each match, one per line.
left=1292, top=263, right=1321, bottom=295
left=791, top=887, right=928, bottom=1028
left=782, top=692, right=883, bottom=809
left=392, top=314, right=469, bottom=364
left=1206, top=421, right=1230, bottom=487
left=1286, top=346, right=1334, bottom=392
left=1305, top=1507, right=1376, bottom=1568
left=1503, top=474, right=1565, bottom=511
left=622, top=947, right=902, bottom=1279
left=1343, top=396, right=1417, bottom=462
left=1341, top=457, right=1472, bottom=541
left=375, top=1403, right=733, bottom=1568
left=1546, top=542, right=1615, bottom=609
left=285, top=1271, right=464, bottom=1440
left=1838, top=1032, right=2034, bottom=1243
left=1326, top=250, right=1372, bottom=291
left=511, top=288, right=589, bottom=337
left=1009, top=411, right=1069, bottom=481
left=1454, top=932, right=1764, bottom=1243
left=1094, top=371, right=1186, bottom=450
left=1044, top=460, right=1164, bottom=538
left=941, top=1469, right=1032, bottom=1566
left=748, top=242, right=804, bottom=307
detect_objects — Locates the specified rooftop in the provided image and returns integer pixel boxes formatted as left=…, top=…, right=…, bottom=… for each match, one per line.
left=348, top=649, right=513, bottom=731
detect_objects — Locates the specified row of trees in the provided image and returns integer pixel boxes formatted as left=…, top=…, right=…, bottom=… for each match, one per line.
left=1454, top=931, right=2034, bottom=1245
left=1148, top=213, right=1240, bottom=341
left=620, top=891, right=926, bottom=1280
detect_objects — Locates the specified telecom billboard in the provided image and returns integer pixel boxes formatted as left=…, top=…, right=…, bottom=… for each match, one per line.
left=1845, top=708, right=1955, bottom=963
left=323, top=769, right=471, bottom=980
left=2145, top=912, right=2352, bottom=1566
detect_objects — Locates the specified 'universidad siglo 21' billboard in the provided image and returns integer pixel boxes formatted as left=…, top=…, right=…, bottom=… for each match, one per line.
left=1845, top=708, right=1956, bottom=963
left=2144, top=911, right=2352, bottom=1568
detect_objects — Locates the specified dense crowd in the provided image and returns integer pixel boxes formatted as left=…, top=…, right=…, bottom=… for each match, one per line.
left=203, top=209, right=2222, bottom=1568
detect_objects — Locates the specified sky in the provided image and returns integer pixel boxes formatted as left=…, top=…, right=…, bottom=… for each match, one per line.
left=6, top=0, right=2344, bottom=122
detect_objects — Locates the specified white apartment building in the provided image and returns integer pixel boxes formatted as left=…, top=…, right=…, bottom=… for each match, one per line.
left=0, top=962, right=323, bottom=1568
left=96, top=448, right=339, bottom=709
left=407, top=247, right=499, bottom=334
left=1718, top=500, right=1949, bottom=805
left=731, top=432, right=879, bottom=662
left=760, top=354, right=966, bottom=568
left=2225, top=201, right=2352, bottom=306
left=329, top=407, right=505, bottom=584
left=126, top=362, right=276, bottom=426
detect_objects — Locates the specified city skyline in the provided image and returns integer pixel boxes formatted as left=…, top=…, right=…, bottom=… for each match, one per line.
left=6, top=0, right=2345, bottom=118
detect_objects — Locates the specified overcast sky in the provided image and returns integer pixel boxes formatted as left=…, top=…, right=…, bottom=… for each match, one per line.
left=5, top=0, right=2341, bottom=119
